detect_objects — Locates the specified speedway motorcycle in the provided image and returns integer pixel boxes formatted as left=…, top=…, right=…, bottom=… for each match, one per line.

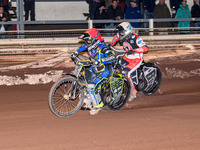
left=110, top=46, right=162, bottom=97
left=49, top=54, right=131, bottom=117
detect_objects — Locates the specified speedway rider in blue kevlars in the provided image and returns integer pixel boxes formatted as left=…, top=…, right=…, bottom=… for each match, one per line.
left=71, top=28, right=116, bottom=115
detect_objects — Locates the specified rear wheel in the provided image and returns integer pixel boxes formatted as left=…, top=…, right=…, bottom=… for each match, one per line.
left=106, top=77, right=130, bottom=111
left=140, top=65, right=162, bottom=96
left=49, top=76, right=83, bottom=117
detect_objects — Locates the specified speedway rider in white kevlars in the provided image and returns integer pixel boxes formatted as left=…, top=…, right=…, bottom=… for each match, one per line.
left=109, top=22, right=149, bottom=101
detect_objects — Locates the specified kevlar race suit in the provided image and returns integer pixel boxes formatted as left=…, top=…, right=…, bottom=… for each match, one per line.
left=75, top=41, right=116, bottom=108
left=110, top=33, right=149, bottom=94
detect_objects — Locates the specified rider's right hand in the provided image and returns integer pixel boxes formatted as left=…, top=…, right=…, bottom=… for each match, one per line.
left=108, top=43, right=113, bottom=49
left=127, top=50, right=135, bottom=55
left=71, top=52, right=78, bottom=60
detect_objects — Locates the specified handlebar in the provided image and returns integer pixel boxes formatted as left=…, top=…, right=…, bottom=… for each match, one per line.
left=109, top=45, right=135, bottom=58
left=72, top=55, right=92, bottom=66
left=109, top=45, right=125, bottom=58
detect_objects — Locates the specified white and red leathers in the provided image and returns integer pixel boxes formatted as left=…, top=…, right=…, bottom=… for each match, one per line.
left=110, top=33, right=149, bottom=94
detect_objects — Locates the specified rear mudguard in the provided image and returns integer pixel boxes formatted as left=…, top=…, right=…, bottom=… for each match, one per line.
left=62, top=73, right=76, bottom=78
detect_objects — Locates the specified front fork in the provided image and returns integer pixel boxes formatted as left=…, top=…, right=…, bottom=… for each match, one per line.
left=129, top=76, right=138, bottom=95
left=69, top=81, right=80, bottom=100
left=82, top=88, right=93, bottom=109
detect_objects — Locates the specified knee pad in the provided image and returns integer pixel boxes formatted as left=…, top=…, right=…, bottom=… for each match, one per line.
left=87, top=83, right=95, bottom=91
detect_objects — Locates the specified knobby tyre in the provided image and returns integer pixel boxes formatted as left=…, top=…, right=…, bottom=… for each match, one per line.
left=141, top=65, right=162, bottom=96
left=106, top=77, right=130, bottom=111
left=49, top=76, right=83, bottom=117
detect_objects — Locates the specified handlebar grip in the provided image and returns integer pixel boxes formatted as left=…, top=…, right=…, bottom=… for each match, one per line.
left=127, top=50, right=135, bottom=55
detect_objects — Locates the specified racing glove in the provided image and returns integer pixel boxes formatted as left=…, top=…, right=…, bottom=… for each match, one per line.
left=127, top=50, right=135, bottom=55
left=71, top=51, right=78, bottom=60
left=92, top=59, right=105, bottom=73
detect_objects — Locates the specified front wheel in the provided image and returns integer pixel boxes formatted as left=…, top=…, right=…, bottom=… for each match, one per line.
left=49, top=76, right=83, bottom=117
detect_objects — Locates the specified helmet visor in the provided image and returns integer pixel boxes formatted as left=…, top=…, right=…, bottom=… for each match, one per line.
left=79, top=33, right=94, bottom=45
left=115, top=25, right=125, bottom=38
left=119, top=31, right=125, bottom=36
left=85, top=38, right=93, bottom=45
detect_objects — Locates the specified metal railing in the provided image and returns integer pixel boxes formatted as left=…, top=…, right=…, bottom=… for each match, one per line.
left=1, top=18, right=200, bottom=32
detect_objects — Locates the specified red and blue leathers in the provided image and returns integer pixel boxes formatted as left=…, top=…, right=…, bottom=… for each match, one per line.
left=110, top=33, right=149, bottom=94
left=75, top=41, right=116, bottom=107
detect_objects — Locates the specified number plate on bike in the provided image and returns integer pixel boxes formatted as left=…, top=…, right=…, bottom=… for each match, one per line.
left=110, top=77, right=124, bottom=99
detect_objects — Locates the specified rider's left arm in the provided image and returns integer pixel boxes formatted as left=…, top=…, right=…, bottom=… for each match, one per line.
left=134, top=37, right=149, bottom=53
left=101, top=48, right=117, bottom=65
left=109, top=35, right=119, bottom=46
left=134, top=46, right=149, bottom=53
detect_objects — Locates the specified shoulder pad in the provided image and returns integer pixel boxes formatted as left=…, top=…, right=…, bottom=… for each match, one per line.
left=136, top=38, right=146, bottom=47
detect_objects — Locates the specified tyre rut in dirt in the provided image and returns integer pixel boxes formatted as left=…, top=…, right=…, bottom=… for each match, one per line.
left=141, top=65, right=162, bottom=96
left=49, top=76, right=83, bottom=117
left=106, top=77, right=130, bottom=111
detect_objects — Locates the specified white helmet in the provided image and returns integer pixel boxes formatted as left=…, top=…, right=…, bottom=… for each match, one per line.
left=116, top=22, right=134, bottom=42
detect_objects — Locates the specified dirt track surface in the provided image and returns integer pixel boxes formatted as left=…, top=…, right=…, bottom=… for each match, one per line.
left=0, top=50, right=200, bottom=150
